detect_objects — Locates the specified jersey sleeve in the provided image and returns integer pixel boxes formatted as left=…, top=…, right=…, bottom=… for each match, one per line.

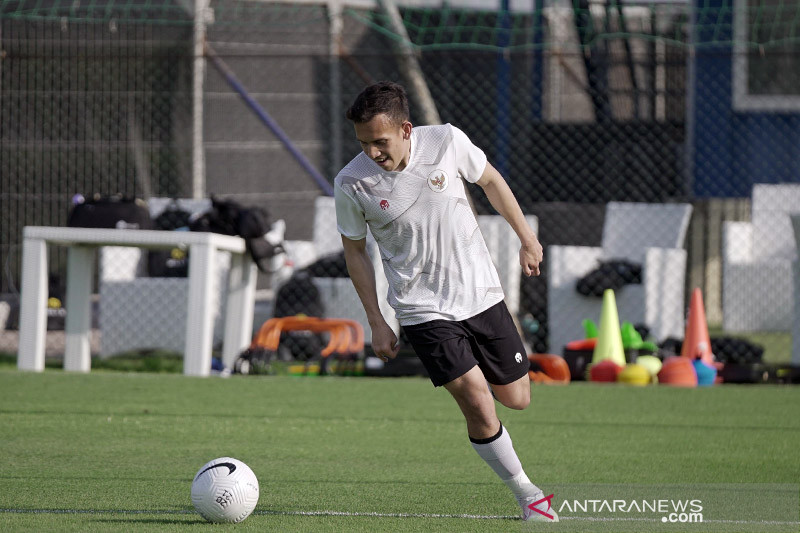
left=334, top=179, right=368, bottom=241
left=451, top=124, right=488, bottom=184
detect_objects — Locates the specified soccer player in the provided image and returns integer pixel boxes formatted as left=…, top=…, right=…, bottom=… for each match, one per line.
left=334, top=81, right=557, bottom=522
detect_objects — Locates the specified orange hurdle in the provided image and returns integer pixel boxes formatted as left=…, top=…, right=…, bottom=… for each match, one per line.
left=250, top=316, right=365, bottom=360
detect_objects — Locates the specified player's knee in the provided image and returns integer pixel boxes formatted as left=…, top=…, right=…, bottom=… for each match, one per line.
left=467, top=387, right=495, bottom=413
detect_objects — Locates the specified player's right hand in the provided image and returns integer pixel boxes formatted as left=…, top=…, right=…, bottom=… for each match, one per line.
left=371, top=322, right=400, bottom=362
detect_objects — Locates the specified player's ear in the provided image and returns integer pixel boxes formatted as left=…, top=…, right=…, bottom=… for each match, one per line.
left=401, top=121, right=412, bottom=139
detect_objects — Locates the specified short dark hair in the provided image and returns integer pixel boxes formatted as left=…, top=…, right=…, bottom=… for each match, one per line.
left=346, top=81, right=409, bottom=125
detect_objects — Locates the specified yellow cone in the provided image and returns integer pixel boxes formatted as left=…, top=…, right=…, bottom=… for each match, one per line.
left=592, top=289, right=627, bottom=366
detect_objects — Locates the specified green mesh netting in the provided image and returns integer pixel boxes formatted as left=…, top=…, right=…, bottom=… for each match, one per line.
left=1, top=0, right=799, bottom=50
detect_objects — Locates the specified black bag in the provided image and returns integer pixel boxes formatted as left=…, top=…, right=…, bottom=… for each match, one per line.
left=234, top=347, right=275, bottom=375
left=148, top=201, right=193, bottom=278
left=273, top=272, right=324, bottom=360
left=710, top=337, right=764, bottom=365
left=363, top=354, right=430, bottom=378
left=305, top=251, right=349, bottom=278
left=152, top=202, right=193, bottom=231
left=576, top=259, right=642, bottom=297
left=190, top=197, right=282, bottom=272
left=189, top=197, right=241, bottom=236
left=67, top=195, right=152, bottom=230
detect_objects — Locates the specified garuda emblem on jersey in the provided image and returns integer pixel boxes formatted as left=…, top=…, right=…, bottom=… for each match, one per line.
left=427, top=169, right=449, bottom=192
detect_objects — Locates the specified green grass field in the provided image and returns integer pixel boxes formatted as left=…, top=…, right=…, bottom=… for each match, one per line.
left=1, top=370, right=799, bottom=532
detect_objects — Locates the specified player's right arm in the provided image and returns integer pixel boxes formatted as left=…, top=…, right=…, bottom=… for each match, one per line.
left=341, top=236, right=399, bottom=361
left=335, top=178, right=399, bottom=361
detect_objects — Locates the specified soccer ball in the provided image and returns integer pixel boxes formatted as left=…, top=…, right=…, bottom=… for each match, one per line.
left=191, top=457, right=260, bottom=523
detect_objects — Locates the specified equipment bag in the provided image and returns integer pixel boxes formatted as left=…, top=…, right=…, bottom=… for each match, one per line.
left=67, top=195, right=152, bottom=230
left=148, top=200, right=193, bottom=278
left=190, top=197, right=282, bottom=272
left=272, top=272, right=325, bottom=361
left=576, top=259, right=642, bottom=297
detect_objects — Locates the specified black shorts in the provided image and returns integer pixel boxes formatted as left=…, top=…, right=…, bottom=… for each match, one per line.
left=403, top=301, right=530, bottom=387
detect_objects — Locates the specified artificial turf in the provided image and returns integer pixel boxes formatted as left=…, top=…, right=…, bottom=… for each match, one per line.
left=0, top=370, right=798, bottom=532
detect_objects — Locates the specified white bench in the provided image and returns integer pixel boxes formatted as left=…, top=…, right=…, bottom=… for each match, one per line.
left=17, top=226, right=256, bottom=376
left=722, top=184, right=800, bottom=332
left=98, top=198, right=223, bottom=357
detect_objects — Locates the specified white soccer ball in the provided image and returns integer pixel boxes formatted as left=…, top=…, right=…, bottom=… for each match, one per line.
left=191, top=457, right=260, bottom=523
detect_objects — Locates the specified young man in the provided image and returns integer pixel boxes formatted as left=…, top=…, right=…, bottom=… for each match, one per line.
left=334, top=81, right=557, bottom=522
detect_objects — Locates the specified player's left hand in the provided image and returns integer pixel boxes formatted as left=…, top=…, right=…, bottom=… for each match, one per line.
left=520, top=237, right=543, bottom=277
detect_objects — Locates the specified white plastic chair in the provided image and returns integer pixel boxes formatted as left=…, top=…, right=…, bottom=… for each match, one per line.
left=547, top=201, right=693, bottom=354
left=722, top=184, right=800, bottom=332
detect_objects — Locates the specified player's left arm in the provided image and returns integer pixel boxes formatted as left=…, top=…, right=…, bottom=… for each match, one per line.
left=475, top=161, right=543, bottom=276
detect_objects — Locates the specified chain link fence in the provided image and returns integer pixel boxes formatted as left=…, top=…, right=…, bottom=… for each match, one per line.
left=1, top=0, right=799, bottom=370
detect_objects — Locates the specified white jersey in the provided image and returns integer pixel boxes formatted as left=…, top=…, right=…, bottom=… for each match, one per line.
left=334, top=123, right=504, bottom=326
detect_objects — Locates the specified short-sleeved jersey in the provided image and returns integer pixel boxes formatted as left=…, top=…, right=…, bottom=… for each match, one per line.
left=334, top=123, right=504, bottom=326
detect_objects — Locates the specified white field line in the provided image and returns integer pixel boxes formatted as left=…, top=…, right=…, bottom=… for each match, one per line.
left=1, top=507, right=798, bottom=526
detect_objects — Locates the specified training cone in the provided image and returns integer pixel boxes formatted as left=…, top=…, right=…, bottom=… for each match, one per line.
left=589, top=359, right=623, bottom=382
left=693, top=359, right=717, bottom=387
left=591, top=289, right=627, bottom=367
left=636, top=355, right=662, bottom=380
left=658, top=356, right=698, bottom=387
left=681, top=288, right=713, bottom=365
left=617, top=363, right=652, bottom=386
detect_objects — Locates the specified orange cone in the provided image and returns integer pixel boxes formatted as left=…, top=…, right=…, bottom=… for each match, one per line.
left=681, top=288, right=713, bottom=365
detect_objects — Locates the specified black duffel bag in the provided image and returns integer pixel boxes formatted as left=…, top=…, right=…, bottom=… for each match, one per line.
left=67, top=195, right=152, bottom=230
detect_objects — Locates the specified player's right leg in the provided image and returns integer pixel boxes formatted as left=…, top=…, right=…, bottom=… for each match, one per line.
left=443, top=365, right=499, bottom=438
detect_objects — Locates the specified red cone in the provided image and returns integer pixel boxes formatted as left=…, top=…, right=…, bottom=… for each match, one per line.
left=681, top=288, right=713, bottom=365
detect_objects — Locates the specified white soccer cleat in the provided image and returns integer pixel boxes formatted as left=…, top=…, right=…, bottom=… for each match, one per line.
left=519, top=489, right=559, bottom=522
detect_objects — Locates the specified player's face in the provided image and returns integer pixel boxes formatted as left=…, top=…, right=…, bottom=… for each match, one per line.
left=354, top=114, right=412, bottom=172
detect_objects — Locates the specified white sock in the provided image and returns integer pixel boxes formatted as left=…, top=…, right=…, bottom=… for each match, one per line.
left=470, top=423, right=538, bottom=500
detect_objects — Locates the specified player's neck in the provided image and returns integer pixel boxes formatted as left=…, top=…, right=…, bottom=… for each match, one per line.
left=395, top=137, right=412, bottom=172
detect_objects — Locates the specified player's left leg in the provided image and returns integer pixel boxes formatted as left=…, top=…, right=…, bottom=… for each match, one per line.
left=444, top=372, right=555, bottom=522
left=477, top=378, right=557, bottom=521
left=444, top=381, right=556, bottom=522
left=490, top=372, right=531, bottom=410
left=462, top=302, right=558, bottom=522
